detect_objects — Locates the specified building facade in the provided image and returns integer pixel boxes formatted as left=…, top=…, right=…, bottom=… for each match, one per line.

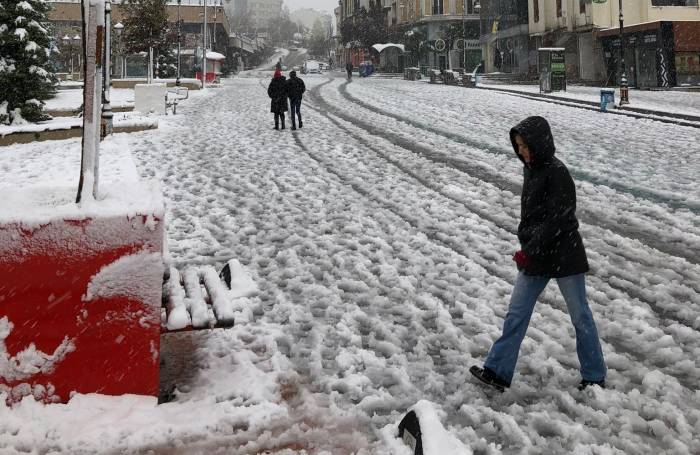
left=338, top=0, right=483, bottom=71
left=47, top=0, right=230, bottom=79
left=480, top=0, right=529, bottom=74
left=528, top=0, right=700, bottom=86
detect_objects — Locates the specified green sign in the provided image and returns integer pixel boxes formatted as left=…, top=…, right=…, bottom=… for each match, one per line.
left=592, top=0, right=607, bottom=3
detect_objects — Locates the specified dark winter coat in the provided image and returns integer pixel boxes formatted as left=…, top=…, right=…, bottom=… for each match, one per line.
left=268, top=76, right=288, bottom=113
left=286, top=74, right=306, bottom=101
left=346, top=63, right=353, bottom=73
left=510, top=116, right=589, bottom=278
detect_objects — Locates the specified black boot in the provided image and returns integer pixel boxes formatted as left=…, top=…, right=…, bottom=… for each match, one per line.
left=281, top=116, right=285, bottom=130
left=299, top=119, right=303, bottom=128
left=469, top=366, right=509, bottom=392
left=578, top=379, right=605, bottom=391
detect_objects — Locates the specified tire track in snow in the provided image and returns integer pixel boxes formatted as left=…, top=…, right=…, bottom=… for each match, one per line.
left=315, top=80, right=698, bottom=265
left=314, top=84, right=700, bottom=304
left=292, top=100, right=700, bottom=392
left=298, top=90, right=700, bottom=392
left=251, top=80, right=697, bottom=387
left=339, top=81, right=700, bottom=213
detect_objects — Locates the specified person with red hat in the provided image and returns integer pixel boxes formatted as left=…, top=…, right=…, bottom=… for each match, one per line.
left=268, top=69, right=288, bottom=130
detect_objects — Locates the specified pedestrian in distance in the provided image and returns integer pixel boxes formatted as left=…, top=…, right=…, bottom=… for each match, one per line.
left=285, top=70, right=306, bottom=131
left=345, top=62, right=353, bottom=82
left=268, top=69, right=288, bottom=130
left=470, top=116, right=606, bottom=393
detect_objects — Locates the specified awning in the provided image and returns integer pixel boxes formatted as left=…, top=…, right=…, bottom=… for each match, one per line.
left=206, top=51, right=226, bottom=60
left=371, top=43, right=405, bottom=53
left=597, top=21, right=663, bottom=38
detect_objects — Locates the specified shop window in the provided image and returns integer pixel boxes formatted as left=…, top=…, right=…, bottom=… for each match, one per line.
left=556, top=0, right=562, bottom=17
left=675, top=52, right=700, bottom=77
left=533, top=0, right=539, bottom=22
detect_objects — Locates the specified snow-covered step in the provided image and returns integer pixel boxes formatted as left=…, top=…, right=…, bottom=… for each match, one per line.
left=161, top=259, right=258, bottom=333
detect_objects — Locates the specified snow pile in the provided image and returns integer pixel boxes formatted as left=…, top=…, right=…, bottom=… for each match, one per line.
left=83, top=251, right=164, bottom=308
left=0, top=317, right=75, bottom=383
left=0, top=133, right=164, bottom=226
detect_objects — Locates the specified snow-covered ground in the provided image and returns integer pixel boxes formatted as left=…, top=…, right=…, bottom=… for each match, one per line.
left=479, top=82, right=700, bottom=117
left=1, top=74, right=699, bottom=454
left=43, top=88, right=135, bottom=111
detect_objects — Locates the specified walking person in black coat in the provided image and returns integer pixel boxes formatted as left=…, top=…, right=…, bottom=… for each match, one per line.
left=285, top=70, right=305, bottom=130
left=345, top=62, right=353, bottom=81
left=470, top=116, right=606, bottom=392
left=268, top=69, right=288, bottom=130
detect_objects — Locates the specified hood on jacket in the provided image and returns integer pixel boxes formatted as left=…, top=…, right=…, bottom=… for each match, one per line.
left=509, top=116, right=556, bottom=167
left=289, top=70, right=297, bottom=78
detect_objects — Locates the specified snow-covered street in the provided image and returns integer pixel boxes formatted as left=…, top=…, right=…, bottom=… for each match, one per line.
left=1, top=72, right=699, bottom=454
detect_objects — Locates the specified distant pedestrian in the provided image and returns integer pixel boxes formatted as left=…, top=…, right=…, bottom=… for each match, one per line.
left=285, top=70, right=305, bottom=130
left=268, top=69, right=288, bottom=130
left=345, top=62, right=353, bottom=81
left=276, top=58, right=282, bottom=71
left=470, top=116, right=606, bottom=393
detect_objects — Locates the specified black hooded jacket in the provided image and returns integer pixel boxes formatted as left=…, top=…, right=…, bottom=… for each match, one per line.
left=286, top=72, right=306, bottom=101
left=510, top=116, right=589, bottom=278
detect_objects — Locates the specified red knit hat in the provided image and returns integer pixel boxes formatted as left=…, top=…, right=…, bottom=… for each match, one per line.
left=273, top=69, right=282, bottom=78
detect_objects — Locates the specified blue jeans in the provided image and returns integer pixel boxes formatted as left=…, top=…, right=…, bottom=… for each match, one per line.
left=289, top=99, right=302, bottom=127
left=484, top=272, right=606, bottom=385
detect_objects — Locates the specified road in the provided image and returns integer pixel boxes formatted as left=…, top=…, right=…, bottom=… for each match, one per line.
left=127, top=72, right=700, bottom=453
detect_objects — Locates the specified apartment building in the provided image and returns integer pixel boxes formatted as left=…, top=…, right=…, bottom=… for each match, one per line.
left=47, top=0, right=230, bottom=79
left=529, top=0, right=700, bottom=86
left=339, top=0, right=482, bottom=70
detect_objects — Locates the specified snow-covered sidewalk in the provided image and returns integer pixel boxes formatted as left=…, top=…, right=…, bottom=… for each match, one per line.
left=0, top=75, right=698, bottom=454
left=478, top=82, right=700, bottom=118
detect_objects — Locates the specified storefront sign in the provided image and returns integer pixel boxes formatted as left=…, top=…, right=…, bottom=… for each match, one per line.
left=550, top=50, right=566, bottom=91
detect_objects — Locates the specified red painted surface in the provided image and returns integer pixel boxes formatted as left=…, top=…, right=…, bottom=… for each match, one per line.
left=195, top=71, right=217, bottom=82
left=0, top=215, right=163, bottom=404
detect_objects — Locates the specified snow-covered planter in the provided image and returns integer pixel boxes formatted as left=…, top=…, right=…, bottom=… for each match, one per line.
left=0, top=184, right=165, bottom=404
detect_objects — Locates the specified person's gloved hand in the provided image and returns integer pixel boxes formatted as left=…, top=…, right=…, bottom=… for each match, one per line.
left=513, top=250, right=531, bottom=269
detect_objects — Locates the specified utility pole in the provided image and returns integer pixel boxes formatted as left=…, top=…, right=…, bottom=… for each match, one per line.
left=462, top=0, right=466, bottom=71
left=202, top=0, right=208, bottom=88
left=618, top=0, right=629, bottom=104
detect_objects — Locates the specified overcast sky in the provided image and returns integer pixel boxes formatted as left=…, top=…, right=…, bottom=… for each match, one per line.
left=284, top=0, right=337, bottom=14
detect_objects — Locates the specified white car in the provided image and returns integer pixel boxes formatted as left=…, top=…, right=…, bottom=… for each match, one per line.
left=304, top=60, right=321, bottom=74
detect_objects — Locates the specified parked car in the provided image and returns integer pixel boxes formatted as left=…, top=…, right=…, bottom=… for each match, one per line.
left=302, top=60, right=321, bottom=74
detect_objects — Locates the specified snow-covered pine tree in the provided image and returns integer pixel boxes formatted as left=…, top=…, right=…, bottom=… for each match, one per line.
left=0, top=0, right=57, bottom=124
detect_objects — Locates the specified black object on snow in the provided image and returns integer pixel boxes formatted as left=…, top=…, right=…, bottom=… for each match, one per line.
left=469, top=365, right=509, bottom=393
left=398, top=410, right=423, bottom=455
left=578, top=379, right=606, bottom=391
left=219, top=262, right=232, bottom=289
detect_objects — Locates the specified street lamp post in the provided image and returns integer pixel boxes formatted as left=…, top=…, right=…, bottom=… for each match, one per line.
left=102, top=0, right=113, bottom=138
left=113, top=21, right=124, bottom=78
left=62, top=34, right=72, bottom=77
left=619, top=0, right=629, bottom=105
left=462, top=0, right=466, bottom=71
left=176, top=0, right=182, bottom=86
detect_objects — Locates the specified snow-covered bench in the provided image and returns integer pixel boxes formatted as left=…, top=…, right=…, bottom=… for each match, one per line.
left=162, top=259, right=258, bottom=333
